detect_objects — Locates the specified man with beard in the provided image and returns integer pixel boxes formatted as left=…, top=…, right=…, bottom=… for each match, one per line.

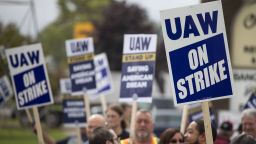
left=120, top=109, right=158, bottom=144
left=185, top=119, right=217, bottom=144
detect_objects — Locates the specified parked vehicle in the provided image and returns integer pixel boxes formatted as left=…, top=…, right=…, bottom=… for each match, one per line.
left=151, top=98, right=182, bottom=137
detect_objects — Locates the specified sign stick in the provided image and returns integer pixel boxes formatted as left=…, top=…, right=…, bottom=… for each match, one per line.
left=83, top=89, right=91, bottom=122
left=100, top=95, right=107, bottom=115
left=201, top=101, right=213, bottom=144
left=83, top=96, right=91, bottom=122
left=129, top=95, right=138, bottom=141
left=180, top=105, right=188, bottom=134
left=25, top=109, right=33, bottom=124
left=76, top=125, right=82, bottom=144
left=32, top=107, right=45, bottom=144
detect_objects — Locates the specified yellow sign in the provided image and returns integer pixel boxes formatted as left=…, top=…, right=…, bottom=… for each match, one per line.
left=122, top=53, right=156, bottom=63
left=68, top=53, right=94, bottom=63
left=74, top=22, right=94, bottom=38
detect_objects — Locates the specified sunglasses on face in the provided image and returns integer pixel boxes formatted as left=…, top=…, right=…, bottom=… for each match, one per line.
left=169, top=139, right=185, bottom=143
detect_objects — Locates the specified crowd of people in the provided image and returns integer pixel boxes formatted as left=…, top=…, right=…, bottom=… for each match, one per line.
left=36, top=104, right=256, bottom=144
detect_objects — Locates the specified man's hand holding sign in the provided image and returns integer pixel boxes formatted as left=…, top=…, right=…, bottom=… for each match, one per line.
left=160, top=1, right=234, bottom=144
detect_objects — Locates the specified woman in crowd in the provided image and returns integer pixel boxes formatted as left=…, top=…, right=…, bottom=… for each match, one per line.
left=105, top=104, right=129, bottom=140
left=159, top=128, right=185, bottom=144
left=121, top=103, right=132, bottom=131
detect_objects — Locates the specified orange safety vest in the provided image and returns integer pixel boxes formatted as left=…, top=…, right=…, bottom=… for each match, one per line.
left=120, top=136, right=158, bottom=144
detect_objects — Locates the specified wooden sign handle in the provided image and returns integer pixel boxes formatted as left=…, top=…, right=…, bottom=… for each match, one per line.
left=25, top=109, right=33, bottom=124
left=129, top=100, right=137, bottom=140
left=83, top=96, right=91, bottom=122
left=32, top=107, right=45, bottom=144
left=180, top=105, right=188, bottom=134
left=76, top=127, right=82, bottom=144
left=100, top=94, right=107, bottom=115
left=201, top=101, right=213, bottom=144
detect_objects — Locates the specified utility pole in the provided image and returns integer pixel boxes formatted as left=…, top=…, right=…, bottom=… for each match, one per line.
left=30, top=0, right=40, bottom=40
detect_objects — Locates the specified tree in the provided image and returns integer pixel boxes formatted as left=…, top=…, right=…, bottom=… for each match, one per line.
left=94, top=1, right=155, bottom=70
left=0, top=22, right=32, bottom=76
left=94, top=1, right=167, bottom=93
left=39, top=0, right=111, bottom=95
left=0, top=23, right=31, bottom=48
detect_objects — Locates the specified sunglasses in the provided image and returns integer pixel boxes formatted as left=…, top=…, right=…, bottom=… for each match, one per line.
left=170, top=139, right=185, bottom=143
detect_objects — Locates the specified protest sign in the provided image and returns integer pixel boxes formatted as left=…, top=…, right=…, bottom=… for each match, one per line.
left=232, top=69, right=256, bottom=111
left=65, top=38, right=96, bottom=95
left=63, top=99, right=86, bottom=127
left=5, top=44, right=53, bottom=110
left=120, top=34, right=157, bottom=103
left=6, top=43, right=53, bottom=144
left=161, top=1, right=234, bottom=143
left=94, top=53, right=113, bottom=96
left=160, top=1, right=234, bottom=106
left=188, top=103, right=216, bottom=125
left=0, top=75, right=13, bottom=105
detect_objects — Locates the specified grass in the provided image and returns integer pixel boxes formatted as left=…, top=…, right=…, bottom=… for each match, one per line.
left=0, top=128, right=38, bottom=144
left=0, top=119, right=67, bottom=144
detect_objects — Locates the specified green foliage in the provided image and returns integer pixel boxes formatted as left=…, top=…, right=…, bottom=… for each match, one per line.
left=39, top=0, right=111, bottom=95
left=93, top=1, right=167, bottom=93
left=0, top=119, right=66, bottom=144
left=0, top=23, right=32, bottom=76
left=94, top=1, right=157, bottom=70
left=40, top=0, right=111, bottom=70
left=40, top=0, right=167, bottom=94
left=0, top=23, right=32, bottom=48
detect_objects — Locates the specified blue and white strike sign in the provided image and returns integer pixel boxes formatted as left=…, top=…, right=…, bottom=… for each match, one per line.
left=0, top=75, right=13, bottom=105
left=65, top=38, right=96, bottom=96
left=120, top=34, right=157, bottom=103
left=5, top=44, right=53, bottom=110
left=63, top=99, right=86, bottom=127
left=160, top=1, right=234, bottom=106
left=93, top=53, right=113, bottom=96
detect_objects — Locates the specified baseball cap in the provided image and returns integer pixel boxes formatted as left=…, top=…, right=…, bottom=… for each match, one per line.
left=220, top=121, right=233, bottom=131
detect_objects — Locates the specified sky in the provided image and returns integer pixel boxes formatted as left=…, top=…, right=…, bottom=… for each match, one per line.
left=0, top=0, right=200, bottom=37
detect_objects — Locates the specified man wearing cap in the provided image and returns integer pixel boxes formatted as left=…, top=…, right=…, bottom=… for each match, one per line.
left=214, top=121, right=233, bottom=144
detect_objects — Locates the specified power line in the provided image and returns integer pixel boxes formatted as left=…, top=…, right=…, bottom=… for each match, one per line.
left=0, top=0, right=30, bottom=6
left=30, top=0, right=39, bottom=38
left=18, top=6, right=31, bottom=29
left=0, top=0, right=39, bottom=39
